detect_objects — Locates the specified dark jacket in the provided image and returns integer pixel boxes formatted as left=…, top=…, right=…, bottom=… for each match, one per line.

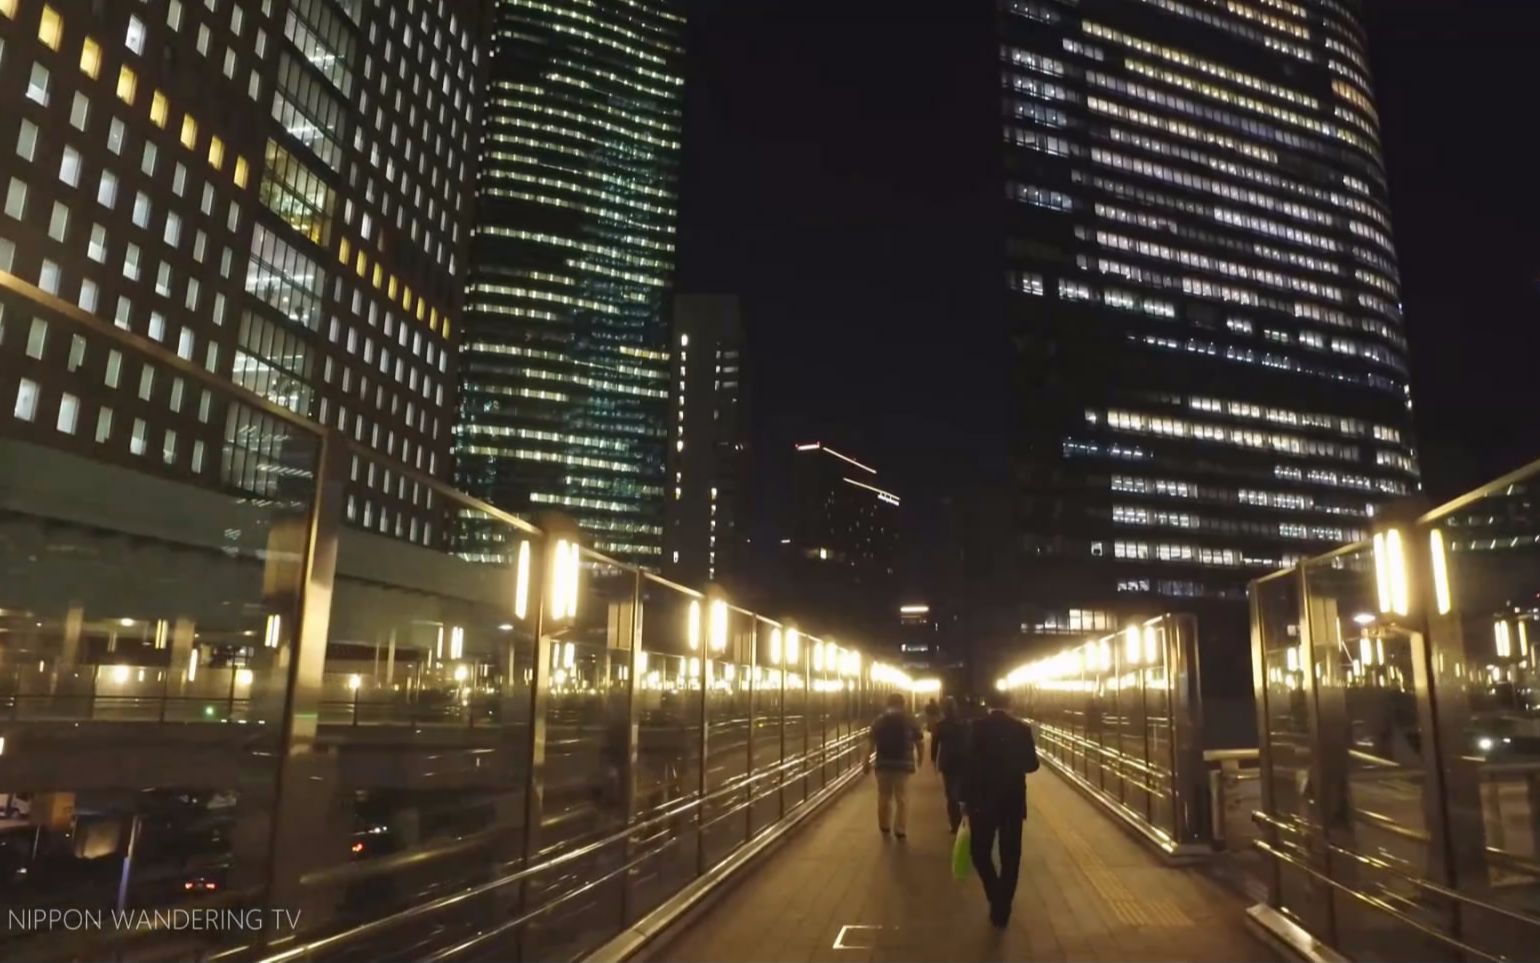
left=930, top=716, right=970, bottom=774
left=870, top=709, right=923, bottom=772
left=962, top=710, right=1039, bottom=820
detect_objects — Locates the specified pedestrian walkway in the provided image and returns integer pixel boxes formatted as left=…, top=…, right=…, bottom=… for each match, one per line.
left=647, top=764, right=1272, bottom=962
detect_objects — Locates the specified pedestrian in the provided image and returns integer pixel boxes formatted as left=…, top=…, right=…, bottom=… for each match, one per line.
left=962, top=688, right=1039, bottom=927
left=930, top=696, right=970, bottom=833
left=923, top=697, right=941, bottom=734
left=868, top=692, right=924, bottom=838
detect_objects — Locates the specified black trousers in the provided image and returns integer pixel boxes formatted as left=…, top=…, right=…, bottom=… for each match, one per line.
left=940, top=769, right=964, bottom=831
left=969, top=809, right=1024, bottom=912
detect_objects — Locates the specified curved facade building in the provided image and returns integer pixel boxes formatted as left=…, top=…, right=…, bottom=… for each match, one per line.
left=457, top=0, right=684, bottom=563
left=1000, top=0, right=1418, bottom=643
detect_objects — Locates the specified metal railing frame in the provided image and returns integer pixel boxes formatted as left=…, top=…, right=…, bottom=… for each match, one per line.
left=0, top=272, right=901, bottom=962
left=1247, top=456, right=1540, bottom=961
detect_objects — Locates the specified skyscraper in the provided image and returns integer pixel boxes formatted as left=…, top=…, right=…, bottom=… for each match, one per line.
left=999, top=1, right=1418, bottom=643
left=0, top=0, right=485, bottom=545
left=664, top=294, right=746, bottom=587
left=456, top=0, right=685, bottom=565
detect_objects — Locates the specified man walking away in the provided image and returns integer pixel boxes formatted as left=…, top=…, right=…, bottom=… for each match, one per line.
left=930, top=696, right=970, bottom=833
left=963, top=689, right=1039, bottom=927
left=869, top=693, right=924, bottom=838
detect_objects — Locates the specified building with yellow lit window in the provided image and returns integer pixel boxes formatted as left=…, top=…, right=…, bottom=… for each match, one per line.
left=0, top=0, right=487, bottom=546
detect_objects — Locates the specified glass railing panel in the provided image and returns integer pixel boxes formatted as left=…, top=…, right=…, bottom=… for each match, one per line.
left=782, top=663, right=809, bottom=812
left=701, top=605, right=753, bottom=870
left=1253, top=569, right=1332, bottom=940
left=1301, top=544, right=1448, bottom=958
left=1, top=275, right=321, bottom=961
left=627, top=575, right=702, bottom=919
left=1422, top=469, right=1540, bottom=958
left=522, top=546, right=633, bottom=962
left=748, top=618, right=785, bottom=836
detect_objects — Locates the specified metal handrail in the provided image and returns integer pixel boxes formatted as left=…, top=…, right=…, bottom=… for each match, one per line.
left=1035, top=721, right=1173, bottom=781
left=419, top=762, right=868, bottom=963
left=1253, top=809, right=1540, bottom=931
left=252, top=729, right=870, bottom=961
left=1254, top=839, right=1500, bottom=961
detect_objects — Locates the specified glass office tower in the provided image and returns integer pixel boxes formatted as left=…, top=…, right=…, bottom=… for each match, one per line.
left=456, top=0, right=685, bottom=565
left=1001, top=0, right=1418, bottom=640
left=0, top=0, right=484, bottom=545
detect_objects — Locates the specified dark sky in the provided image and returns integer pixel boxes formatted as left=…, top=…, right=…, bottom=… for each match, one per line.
left=676, top=0, right=1540, bottom=538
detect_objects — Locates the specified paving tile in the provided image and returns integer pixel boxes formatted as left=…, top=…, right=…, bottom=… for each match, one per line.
left=645, top=763, right=1275, bottom=962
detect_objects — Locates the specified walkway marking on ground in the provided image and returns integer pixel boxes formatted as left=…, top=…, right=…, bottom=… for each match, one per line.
left=1037, top=797, right=1193, bottom=928
left=832, top=924, right=882, bottom=949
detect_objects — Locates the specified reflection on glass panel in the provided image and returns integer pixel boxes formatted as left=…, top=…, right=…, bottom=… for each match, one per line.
left=524, top=550, right=631, bottom=962
left=0, top=434, right=314, bottom=959
left=1427, top=476, right=1540, bottom=959
left=782, top=655, right=808, bottom=812
left=1303, top=546, right=1447, bottom=959
left=305, top=514, right=538, bottom=935
left=998, top=616, right=1202, bottom=853
left=749, top=620, right=784, bottom=835
left=701, top=606, right=752, bottom=869
left=1255, top=571, right=1331, bottom=940
left=628, top=578, right=701, bottom=920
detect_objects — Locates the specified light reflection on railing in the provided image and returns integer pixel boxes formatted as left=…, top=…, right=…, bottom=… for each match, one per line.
left=1249, top=456, right=1540, bottom=962
left=996, top=613, right=1211, bottom=857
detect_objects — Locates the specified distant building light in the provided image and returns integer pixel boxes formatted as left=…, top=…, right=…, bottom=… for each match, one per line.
left=842, top=476, right=900, bottom=506
left=899, top=604, right=930, bottom=615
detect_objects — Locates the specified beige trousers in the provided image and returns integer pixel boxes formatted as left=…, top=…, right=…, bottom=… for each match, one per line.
left=876, top=769, right=911, bottom=834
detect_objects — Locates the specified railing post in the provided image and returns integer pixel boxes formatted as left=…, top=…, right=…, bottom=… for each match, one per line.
left=1294, top=564, right=1339, bottom=946
left=696, top=593, right=709, bottom=877
left=517, top=521, right=559, bottom=958
left=744, top=617, right=756, bottom=843
left=1418, top=521, right=1495, bottom=942
left=262, top=430, right=347, bottom=942
left=1248, top=584, right=1283, bottom=907
left=778, top=627, right=787, bottom=820
left=621, top=569, right=643, bottom=924
left=1167, top=614, right=1209, bottom=848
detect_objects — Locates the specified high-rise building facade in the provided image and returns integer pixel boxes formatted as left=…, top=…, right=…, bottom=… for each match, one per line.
left=0, top=0, right=485, bottom=545
left=456, top=0, right=685, bottom=565
left=999, top=0, right=1419, bottom=640
left=664, top=294, right=746, bottom=587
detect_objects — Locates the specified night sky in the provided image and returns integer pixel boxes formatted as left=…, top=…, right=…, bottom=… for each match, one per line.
left=676, top=0, right=1540, bottom=547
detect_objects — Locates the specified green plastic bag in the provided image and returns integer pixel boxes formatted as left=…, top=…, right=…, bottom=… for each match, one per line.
left=951, top=819, right=972, bottom=881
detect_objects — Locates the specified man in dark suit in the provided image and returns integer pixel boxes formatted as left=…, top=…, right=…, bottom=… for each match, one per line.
left=962, top=688, right=1039, bottom=927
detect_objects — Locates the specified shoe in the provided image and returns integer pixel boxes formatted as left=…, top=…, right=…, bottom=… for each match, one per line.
left=895, top=832, right=907, bottom=839
left=880, top=827, right=890, bottom=835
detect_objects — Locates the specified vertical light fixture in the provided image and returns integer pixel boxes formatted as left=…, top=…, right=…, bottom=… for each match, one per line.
left=514, top=540, right=531, bottom=620
left=1429, top=528, right=1452, bottom=616
left=1387, top=529, right=1409, bottom=616
left=769, top=627, right=783, bottom=665
left=786, top=629, right=800, bottom=666
left=1143, top=625, right=1158, bottom=666
left=449, top=626, right=464, bottom=660
left=1124, top=626, right=1141, bottom=665
left=687, top=599, right=701, bottom=650
left=709, top=599, right=728, bottom=653
left=1496, top=619, right=1512, bottom=658
left=264, top=614, right=282, bottom=648
left=1373, top=531, right=1392, bottom=614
